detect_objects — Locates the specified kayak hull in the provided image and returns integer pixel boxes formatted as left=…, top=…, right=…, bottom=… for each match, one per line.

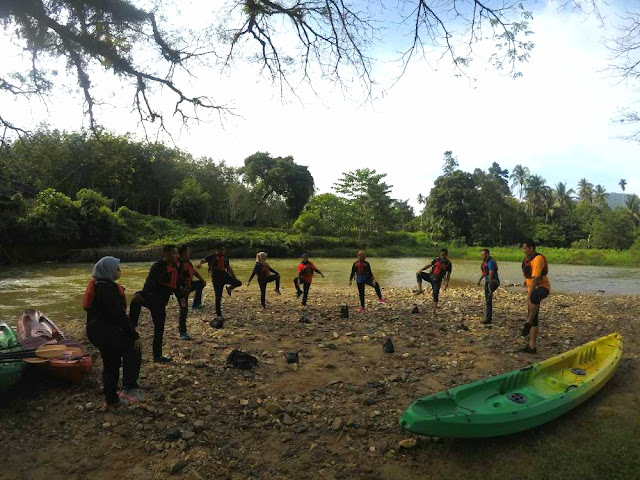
left=17, top=310, right=92, bottom=383
left=399, top=333, right=623, bottom=438
left=0, top=322, right=24, bottom=392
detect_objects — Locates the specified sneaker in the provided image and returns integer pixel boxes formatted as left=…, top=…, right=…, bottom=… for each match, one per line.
left=153, top=356, right=172, bottom=363
left=378, top=298, right=387, bottom=304
left=226, top=285, right=232, bottom=296
left=520, top=345, right=537, bottom=354
left=179, top=333, right=192, bottom=341
left=120, top=388, right=145, bottom=403
left=357, top=307, right=366, bottom=314
left=296, top=290, right=302, bottom=298
left=103, top=400, right=122, bottom=410
left=413, top=289, right=424, bottom=296
left=275, top=289, right=281, bottom=295
left=521, top=323, right=531, bottom=337
left=482, top=319, right=492, bottom=325
left=192, top=304, right=204, bottom=310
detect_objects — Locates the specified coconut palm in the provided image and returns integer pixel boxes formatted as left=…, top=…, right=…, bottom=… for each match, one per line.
left=554, top=182, right=575, bottom=210
left=509, top=165, right=530, bottom=205
left=593, top=185, right=609, bottom=208
left=417, top=193, right=427, bottom=227
left=577, top=178, right=593, bottom=205
left=524, top=174, right=549, bottom=218
left=619, top=178, right=627, bottom=203
left=626, top=194, right=640, bottom=227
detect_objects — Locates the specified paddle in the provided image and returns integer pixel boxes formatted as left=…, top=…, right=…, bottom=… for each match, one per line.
left=0, top=344, right=68, bottom=361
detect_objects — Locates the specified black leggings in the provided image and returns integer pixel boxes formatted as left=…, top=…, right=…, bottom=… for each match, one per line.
left=528, top=287, right=549, bottom=327
left=258, top=274, right=280, bottom=307
left=129, top=292, right=167, bottom=359
left=294, top=278, right=311, bottom=306
left=212, top=273, right=242, bottom=316
left=417, top=272, right=442, bottom=302
left=357, top=279, right=382, bottom=308
left=176, top=280, right=205, bottom=334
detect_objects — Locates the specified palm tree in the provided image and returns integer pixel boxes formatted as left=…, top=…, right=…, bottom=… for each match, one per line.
left=577, top=178, right=593, bottom=205
left=619, top=178, right=627, bottom=204
left=626, top=194, right=640, bottom=227
left=525, top=174, right=549, bottom=218
left=554, top=182, right=575, bottom=210
left=417, top=193, right=427, bottom=227
left=509, top=165, right=530, bottom=206
left=593, top=184, right=609, bottom=208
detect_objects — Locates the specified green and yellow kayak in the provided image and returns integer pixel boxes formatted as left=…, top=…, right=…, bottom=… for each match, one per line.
left=400, top=333, right=623, bottom=438
left=0, top=322, right=24, bottom=393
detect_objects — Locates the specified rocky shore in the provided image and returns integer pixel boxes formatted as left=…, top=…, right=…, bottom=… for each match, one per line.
left=1, top=286, right=638, bottom=480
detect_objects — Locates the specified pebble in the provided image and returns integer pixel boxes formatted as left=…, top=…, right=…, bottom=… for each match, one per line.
left=102, top=422, right=111, bottom=430
left=362, top=336, right=371, bottom=341
left=181, top=430, right=195, bottom=440
left=266, top=403, right=282, bottom=414
left=170, top=459, right=188, bottom=474
left=282, top=414, right=294, bottom=425
left=240, top=399, right=249, bottom=406
left=399, top=438, right=417, bottom=449
left=256, top=408, right=268, bottom=419
left=331, top=418, right=345, bottom=431
left=193, top=420, right=205, bottom=432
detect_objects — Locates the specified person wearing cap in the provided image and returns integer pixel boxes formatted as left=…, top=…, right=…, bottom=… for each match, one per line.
left=247, top=251, right=281, bottom=309
left=349, top=251, right=387, bottom=313
left=83, top=256, right=143, bottom=407
left=294, top=253, right=324, bottom=307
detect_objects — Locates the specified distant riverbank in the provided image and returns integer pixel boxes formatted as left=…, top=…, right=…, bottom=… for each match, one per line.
left=3, top=225, right=639, bottom=266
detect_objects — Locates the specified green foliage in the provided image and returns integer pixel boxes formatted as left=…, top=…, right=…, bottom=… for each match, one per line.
left=591, top=209, right=635, bottom=250
left=170, top=178, right=211, bottom=225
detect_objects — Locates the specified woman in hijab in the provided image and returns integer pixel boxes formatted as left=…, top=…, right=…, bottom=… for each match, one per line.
left=83, top=256, right=142, bottom=407
left=247, top=252, right=281, bottom=309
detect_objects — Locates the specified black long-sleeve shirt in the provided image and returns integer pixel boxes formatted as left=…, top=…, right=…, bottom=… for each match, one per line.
left=350, top=260, right=373, bottom=282
left=87, top=279, right=139, bottom=340
left=142, top=259, right=177, bottom=299
left=248, top=262, right=279, bottom=283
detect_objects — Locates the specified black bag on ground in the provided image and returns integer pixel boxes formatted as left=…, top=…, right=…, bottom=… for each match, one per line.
left=226, top=349, right=258, bottom=369
left=340, top=305, right=349, bottom=318
left=383, top=338, right=395, bottom=354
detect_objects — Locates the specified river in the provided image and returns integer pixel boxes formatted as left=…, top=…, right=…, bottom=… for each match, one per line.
left=1, top=258, right=639, bottom=323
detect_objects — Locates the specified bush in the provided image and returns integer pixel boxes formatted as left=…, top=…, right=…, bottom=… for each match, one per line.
left=170, top=178, right=210, bottom=225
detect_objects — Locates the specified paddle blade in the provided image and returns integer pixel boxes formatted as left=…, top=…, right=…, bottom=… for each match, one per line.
left=35, top=345, right=68, bottom=358
left=23, top=357, right=49, bottom=364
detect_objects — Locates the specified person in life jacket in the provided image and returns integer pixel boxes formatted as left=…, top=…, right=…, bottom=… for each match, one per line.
left=247, top=251, right=281, bottom=309
left=129, top=244, right=179, bottom=363
left=196, top=243, right=242, bottom=318
left=293, top=253, right=324, bottom=307
left=175, top=244, right=207, bottom=340
left=477, top=248, right=500, bottom=325
left=84, top=256, right=143, bottom=407
left=415, top=248, right=452, bottom=315
left=349, top=251, right=386, bottom=313
left=520, top=238, right=551, bottom=354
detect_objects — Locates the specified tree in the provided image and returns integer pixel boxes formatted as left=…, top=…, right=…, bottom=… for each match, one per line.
left=242, top=152, right=315, bottom=220
left=334, top=168, right=394, bottom=243
left=524, top=174, right=550, bottom=218
left=170, top=178, right=211, bottom=225
left=442, top=151, right=459, bottom=175
left=593, top=184, right=609, bottom=209
left=577, top=178, right=594, bottom=205
left=1, top=1, right=535, bottom=141
left=510, top=164, right=530, bottom=206
left=626, top=194, right=640, bottom=227
left=554, top=182, right=575, bottom=210
left=619, top=178, right=627, bottom=203
left=591, top=209, right=635, bottom=250
left=294, top=193, right=352, bottom=236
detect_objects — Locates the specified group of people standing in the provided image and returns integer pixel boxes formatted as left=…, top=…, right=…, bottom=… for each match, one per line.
left=82, top=240, right=550, bottom=407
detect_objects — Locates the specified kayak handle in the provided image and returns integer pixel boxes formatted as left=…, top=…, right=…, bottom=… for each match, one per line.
left=565, top=384, right=578, bottom=393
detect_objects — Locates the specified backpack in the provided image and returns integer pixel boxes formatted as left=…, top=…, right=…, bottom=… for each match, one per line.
left=226, top=349, right=258, bottom=369
left=383, top=338, right=395, bottom=354
left=340, top=305, right=349, bottom=319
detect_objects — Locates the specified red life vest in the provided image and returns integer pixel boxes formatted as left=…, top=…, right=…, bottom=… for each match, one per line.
left=179, top=261, right=195, bottom=288
left=159, top=263, right=178, bottom=290
left=522, top=253, right=548, bottom=278
left=431, top=258, right=448, bottom=278
left=82, top=278, right=126, bottom=311
left=355, top=261, right=367, bottom=276
left=260, top=263, right=271, bottom=277
left=209, top=254, right=227, bottom=272
left=481, top=257, right=498, bottom=277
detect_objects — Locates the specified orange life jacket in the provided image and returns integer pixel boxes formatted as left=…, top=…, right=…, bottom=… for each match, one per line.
left=82, top=278, right=126, bottom=311
left=260, top=263, right=271, bottom=277
left=355, top=260, right=368, bottom=276
left=209, top=254, right=227, bottom=272
left=179, top=261, right=195, bottom=288
left=431, top=258, right=449, bottom=278
left=522, top=253, right=548, bottom=278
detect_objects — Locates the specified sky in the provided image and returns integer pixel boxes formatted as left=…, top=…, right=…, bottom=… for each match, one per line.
left=1, top=0, right=639, bottom=209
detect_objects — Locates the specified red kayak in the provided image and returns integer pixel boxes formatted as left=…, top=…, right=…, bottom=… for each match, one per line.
left=17, top=309, right=92, bottom=383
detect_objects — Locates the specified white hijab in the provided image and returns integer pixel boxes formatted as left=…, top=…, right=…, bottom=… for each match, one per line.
left=92, top=256, right=120, bottom=281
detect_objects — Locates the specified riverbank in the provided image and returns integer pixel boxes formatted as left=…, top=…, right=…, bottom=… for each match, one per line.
left=1, top=286, right=638, bottom=479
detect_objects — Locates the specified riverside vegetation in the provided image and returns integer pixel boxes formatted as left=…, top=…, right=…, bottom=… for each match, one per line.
left=1, top=131, right=639, bottom=265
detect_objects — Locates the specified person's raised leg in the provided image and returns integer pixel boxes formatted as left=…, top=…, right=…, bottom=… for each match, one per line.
left=191, top=280, right=204, bottom=308
left=294, top=277, right=302, bottom=298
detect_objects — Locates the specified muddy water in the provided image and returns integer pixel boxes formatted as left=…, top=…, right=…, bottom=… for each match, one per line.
left=1, top=258, right=638, bottom=323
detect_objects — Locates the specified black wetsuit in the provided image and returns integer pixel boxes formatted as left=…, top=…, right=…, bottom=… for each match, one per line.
left=248, top=262, right=280, bottom=308
left=204, top=253, right=242, bottom=316
left=350, top=260, right=382, bottom=308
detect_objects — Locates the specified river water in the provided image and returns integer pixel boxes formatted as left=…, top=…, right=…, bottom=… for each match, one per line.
left=1, top=258, right=639, bottom=323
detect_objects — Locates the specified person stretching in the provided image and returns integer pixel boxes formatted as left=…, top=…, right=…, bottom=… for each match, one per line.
left=349, top=251, right=386, bottom=313
left=415, top=248, right=452, bottom=315
left=293, top=253, right=324, bottom=307
left=196, top=243, right=242, bottom=318
left=175, top=244, right=206, bottom=340
left=521, top=239, right=551, bottom=354
left=247, top=251, right=281, bottom=309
